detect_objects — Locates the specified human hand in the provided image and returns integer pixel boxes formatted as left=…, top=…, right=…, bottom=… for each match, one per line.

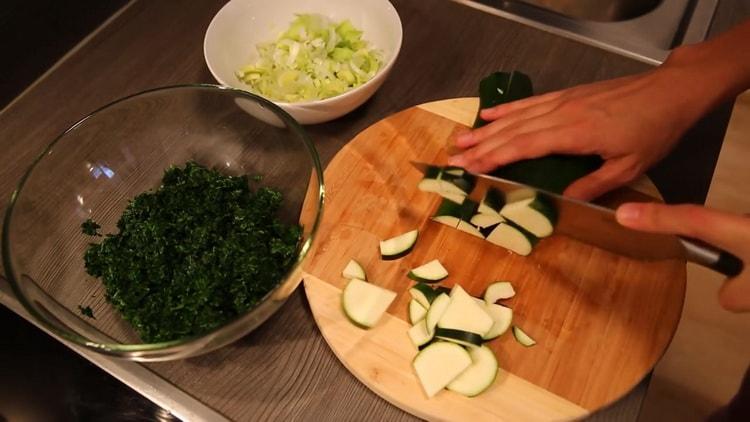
left=616, top=202, right=750, bottom=312
left=449, top=62, right=715, bottom=200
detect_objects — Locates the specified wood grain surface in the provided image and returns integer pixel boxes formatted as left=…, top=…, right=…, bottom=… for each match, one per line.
left=0, top=0, right=742, bottom=420
left=301, top=99, right=685, bottom=420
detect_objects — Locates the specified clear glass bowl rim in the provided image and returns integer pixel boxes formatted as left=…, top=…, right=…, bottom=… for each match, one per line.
left=1, top=84, right=325, bottom=356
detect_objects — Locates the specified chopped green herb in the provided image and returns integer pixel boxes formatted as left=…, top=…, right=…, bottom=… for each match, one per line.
left=81, top=218, right=101, bottom=236
left=251, top=174, right=264, bottom=182
left=83, top=162, right=301, bottom=342
left=78, top=305, right=95, bottom=319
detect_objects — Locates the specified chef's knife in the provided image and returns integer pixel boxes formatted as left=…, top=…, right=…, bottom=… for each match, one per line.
left=411, top=161, right=743, bottom=277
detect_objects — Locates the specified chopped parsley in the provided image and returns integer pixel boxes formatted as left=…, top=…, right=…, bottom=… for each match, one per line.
left=83, top=162, right=301, bottom=342
left=81, top=218, right=101, bottom=236
left=78, top=305, right=95, bottom=319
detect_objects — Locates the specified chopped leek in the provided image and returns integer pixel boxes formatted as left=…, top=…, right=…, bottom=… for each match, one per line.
left=236, top=14, right=382, bottom=102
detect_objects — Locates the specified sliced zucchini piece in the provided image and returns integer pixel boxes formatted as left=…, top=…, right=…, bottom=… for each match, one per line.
left=485, top=221, right=538, bottom=256
left=484, top=281, right=515, bottom=303
left=409, top=299, right=428, bottom=324
left=418, top=166, right=474, bottom=203
left=408, top=259, right=449, bottom=283
left=500, top=192, right=557, bottom=238
left=440, top=172, right=476, bottom=197
left=483, top=304, right=513, bottom=340
left=470, top=213, right=505, bottom=229
left=422, top=165, right=442, bottom=179
left=408, top=319, right=434, bottom=348
left=380, top=229, right=418, bottom=260
left=457, top=221, right=484, bottom=239
left=432, top=199, right=463, bottom=228
left=341, top=279, right=396, bottom=328
left=435, top=286, right=452, bottom=296
left=434, top=327, right=484, bottom=347
left=443, top=167, right=465, bottom=177
left=341, top=259, right=367, bottom=281
left=478, top=187, right=505, bottom=216
left=438, top=285, right=494, bottom=336
left=447, top=345, right=499, bottom=397
left=409, top=283, right=438, bottom=309
left=512, top=326, right=536, bottom=347
left=458, top=199, right=479, bottom=221
left=441, top=192, right=468, bottom=205
left=412, top=342, right=472, bottom=398
left=425, top=293, right=451, bottom=335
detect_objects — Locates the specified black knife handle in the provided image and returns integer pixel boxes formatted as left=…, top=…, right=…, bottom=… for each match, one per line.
left=680, top=238, right=744, bottom=277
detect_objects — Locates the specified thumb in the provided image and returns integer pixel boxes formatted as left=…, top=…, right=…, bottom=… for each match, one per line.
left=617, top=203, right=750, bottom=313
left=615, top=202, right=750, bottom=255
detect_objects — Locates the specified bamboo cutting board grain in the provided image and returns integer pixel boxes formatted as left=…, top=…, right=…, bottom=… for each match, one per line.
left=300, top=98, right=686, bottom=421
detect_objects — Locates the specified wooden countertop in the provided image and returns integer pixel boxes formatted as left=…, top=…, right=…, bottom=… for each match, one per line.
left=0, top=0, right=742, bottom=420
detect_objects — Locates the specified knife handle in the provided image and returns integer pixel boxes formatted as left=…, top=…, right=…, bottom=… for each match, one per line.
left=680, top=238, right=744, bottom=277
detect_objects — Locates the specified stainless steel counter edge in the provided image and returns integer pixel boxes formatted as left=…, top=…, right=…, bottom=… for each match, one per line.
left=0, top=278, right=229, bottom=422
left=454, top=0, right=719, bottom=66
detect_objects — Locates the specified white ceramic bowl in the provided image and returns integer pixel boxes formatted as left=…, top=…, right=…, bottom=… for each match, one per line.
left=204, top=0, right=403, bottom=125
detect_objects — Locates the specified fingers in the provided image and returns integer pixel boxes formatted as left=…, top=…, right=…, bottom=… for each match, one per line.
left=616, top=203, right=750, bottom=313
left=615, top=203, right=750, bottom=255
left=563, top=159, right=640, bottom=200
left=479, top=90, right=565, bottom=121
left=456, top=100, right=561, bottom=149
left=450, top=127, right=579, bottom=173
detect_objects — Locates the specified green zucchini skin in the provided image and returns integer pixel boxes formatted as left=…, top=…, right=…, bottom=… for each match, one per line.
left=473, top=71, right=603, bottom=194
left=434, top=328, right=484, bottom=347
left=491, top=155, right=603, bottom=194
left=473, top=71, right=533, bottom=128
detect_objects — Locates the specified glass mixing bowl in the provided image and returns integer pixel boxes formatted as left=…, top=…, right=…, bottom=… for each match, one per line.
left=2, top=85, right=324, bottom=361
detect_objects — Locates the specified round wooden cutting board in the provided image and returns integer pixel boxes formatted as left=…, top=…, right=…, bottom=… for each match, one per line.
left=300, top=98, right=686, bottom=421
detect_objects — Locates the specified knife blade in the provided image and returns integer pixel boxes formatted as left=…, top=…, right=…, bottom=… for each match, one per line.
left=411, top=161, right=743, bottom=276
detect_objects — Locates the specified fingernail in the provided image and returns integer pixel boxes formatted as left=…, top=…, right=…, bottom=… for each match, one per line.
left=616, top=203, right=642, bottom=223
left=448, top=155, right=465, bottom=166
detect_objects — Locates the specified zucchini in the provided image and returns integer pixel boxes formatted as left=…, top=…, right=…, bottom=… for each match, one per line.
left=492, top=155, right=603, bottom=195
left=485, top=221, right=538, bottom=256
left=435, top=286, right=452, bottom=296
left=443, top=167, right=465, bottom=177
left=341, top=279, right=396, bottom=328
left=417, top=166, right=476, bottom=204
left=409, top=283, right=438, bottom=308
left=441, top=171, right=476, bottom=197
left=446, top=345, right=499, bottom=397
left=473, top=71, right=603, bottom=193
left=473, top=71, right=534, bottom=128
left=438, top=285, right=494, bottom=336
left=409, top=299, right=428, bottom=324
left=431, top=199, right=463, bottom=228
left=380, top=229, right=418, bottom=260
left=434, top=327, right=484, bottom=347
left=500, top=192, right=557, bottom=238
left=425, top=293, right=451, bottom=335
left=408, top=319, right=434, bottom=348
left=408, top=259, right=449, bottom=283
left=456, top=221, right=484, bottom=239
left=478, top=187, right=505, bottom=216
left=412, top=342, right=472, bottom=398
left=341, top=259, right=367, bottom=280
left=484, top=281, right=515, bottom=303
left=469, top=213, right=505, bottom=229
left=483, top=304, right=513, bottom=340
left=512, top=326, right=536, bottom=347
